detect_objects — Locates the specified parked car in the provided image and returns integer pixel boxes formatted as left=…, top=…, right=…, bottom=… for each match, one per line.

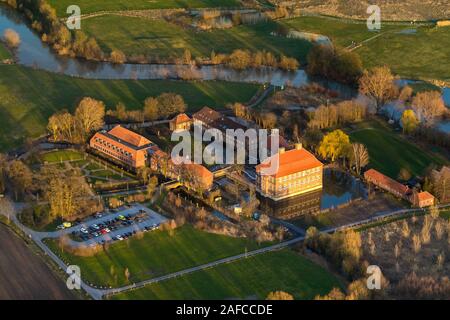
left=115, top=235, right=124, bottom=241
left=80, top=228, right=88, bottom=234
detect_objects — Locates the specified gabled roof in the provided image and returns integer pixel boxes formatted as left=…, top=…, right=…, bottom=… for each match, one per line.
left=256, top=148, right=323, bottom=178
left=416, top=191, right=435, bottom=202
left=171, top=113, right=191, bottom=125
left=192, top=107, right=222, bottom=124
left=184, top=162, right=213, bottom=179
left=108, top=125, right=152, bottom=148
left=364, top=169, right=410, bottom=195
left=193, top=107, right=246, bottom=131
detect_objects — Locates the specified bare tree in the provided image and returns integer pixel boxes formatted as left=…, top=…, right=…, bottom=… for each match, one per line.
left=359, top=66, right=398, bottom=112
left=412, top=91, right=447, bottom=126
left=3, top=28, right=20, bottom=48
left=351, top=143, right=369, bottom=175
left=74, top=97, right=105, bottom=140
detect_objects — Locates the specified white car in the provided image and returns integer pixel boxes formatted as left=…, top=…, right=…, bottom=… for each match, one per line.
left=115, top=235, right=124, bottom=241
left=92, top=224, right=100, bottom=230
left=105, top=228, right=111, bottom=233
left=80, top=228, right=89, bottom=234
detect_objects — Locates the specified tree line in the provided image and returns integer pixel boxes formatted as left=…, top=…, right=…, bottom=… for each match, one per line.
left=47, top=97, right=105, bottom=144
left=107, top=93, right=186, bottom=123
left=5, top=0, right=105, bottom=60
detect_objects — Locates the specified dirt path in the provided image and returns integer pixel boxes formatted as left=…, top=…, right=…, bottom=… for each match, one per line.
left=0, top=224, right=75, bottom=300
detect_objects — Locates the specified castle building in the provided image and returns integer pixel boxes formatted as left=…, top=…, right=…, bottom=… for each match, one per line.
left=256, top=144, right=323, bottom=201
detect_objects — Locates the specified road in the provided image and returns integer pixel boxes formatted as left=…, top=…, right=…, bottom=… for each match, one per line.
left=2, top=198, right=448, bottom=300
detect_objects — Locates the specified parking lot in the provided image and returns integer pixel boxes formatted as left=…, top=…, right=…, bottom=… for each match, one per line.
left=61, top=204, right=167, bottom=246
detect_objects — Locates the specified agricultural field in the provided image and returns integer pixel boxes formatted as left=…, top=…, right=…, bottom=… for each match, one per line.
left=82, top=16, right=312, bottom=61
left=46, top=225, right=269, bottom=287
left=48, top=0, right=242, bottom=16
left=111, top=249, right=342, bottom=300
left=357, top=26, right=450, bottom=81
left=282, top=16, right=450, bottom=81
left=348, top=120, right=448, bottom=179
left=292, top=0, right=450, bottom=21
left=80, top=11, right=450, bottom=80
left=281, top=16, right=404, bottom=48
left=0, top=65, right=258, bottom=151
left=0, top=224, right=75, bottom=299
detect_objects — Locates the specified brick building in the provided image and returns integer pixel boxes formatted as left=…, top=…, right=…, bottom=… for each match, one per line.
left=364, top=169, right=436, bottom=208
left=364, top=169, right=410, bottom=199
left=90, top=125, right=153, bottom=169
left=150, top=148, right=213, bottom=191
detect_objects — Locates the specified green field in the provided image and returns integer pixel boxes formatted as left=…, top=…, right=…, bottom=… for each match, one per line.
left=46, top=225, right=269, bottom=287
left=281, top=16, right=450, bottom=81
left=41, top=150, right=85, bottom=163
left=0, top=65, right=258, bottom=151
left=349, top=120, right=447, bottom=178
left=281, top=16, right=404, bottom=48
left=0, top=42, right=11, bottom=60
left=82, top=16, right=312, bottom=61
left=111, top=249, right=342, bottom=300
left=79, top=13, right=450, bottom=80
left=48, top=0, right=242, bottom=16
left=358, top=26, right=450, bottom=81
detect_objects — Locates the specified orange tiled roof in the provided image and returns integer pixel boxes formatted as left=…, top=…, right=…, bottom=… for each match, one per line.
left=108, top=125, right=151, bottom=147
left=172, top=113, right=191, bottom=125
left=364, top=169, right=410, bottom=195
left=256, top=148, right=323, bottom=178
left=184, top=163, right=213, bottom=179
left=417, top=191, right=435, bottom=202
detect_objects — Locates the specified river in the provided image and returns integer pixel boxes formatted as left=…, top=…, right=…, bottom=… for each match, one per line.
left=1, top=4, right=449, bottom=117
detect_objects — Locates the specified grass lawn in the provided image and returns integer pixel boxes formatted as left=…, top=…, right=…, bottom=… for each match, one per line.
left=111, top=249, right=342, bottom=300
left=41, top=149, right=85, bottom=163
left=82, top=16, right=312, bottom=61
left=348, top=120, right=448, bottom=178
left=49, top=0, right=242, bottom=16
left=0, top=42, right=11, bottom=60
left=46, top=225, right=269, bottom=287
left=0, top=65, right=258, bottom=151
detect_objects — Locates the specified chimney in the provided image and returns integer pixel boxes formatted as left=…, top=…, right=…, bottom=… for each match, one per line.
left=295, top=143, right=303, bottom=150
left=279, top=147, right=286, bottom=154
